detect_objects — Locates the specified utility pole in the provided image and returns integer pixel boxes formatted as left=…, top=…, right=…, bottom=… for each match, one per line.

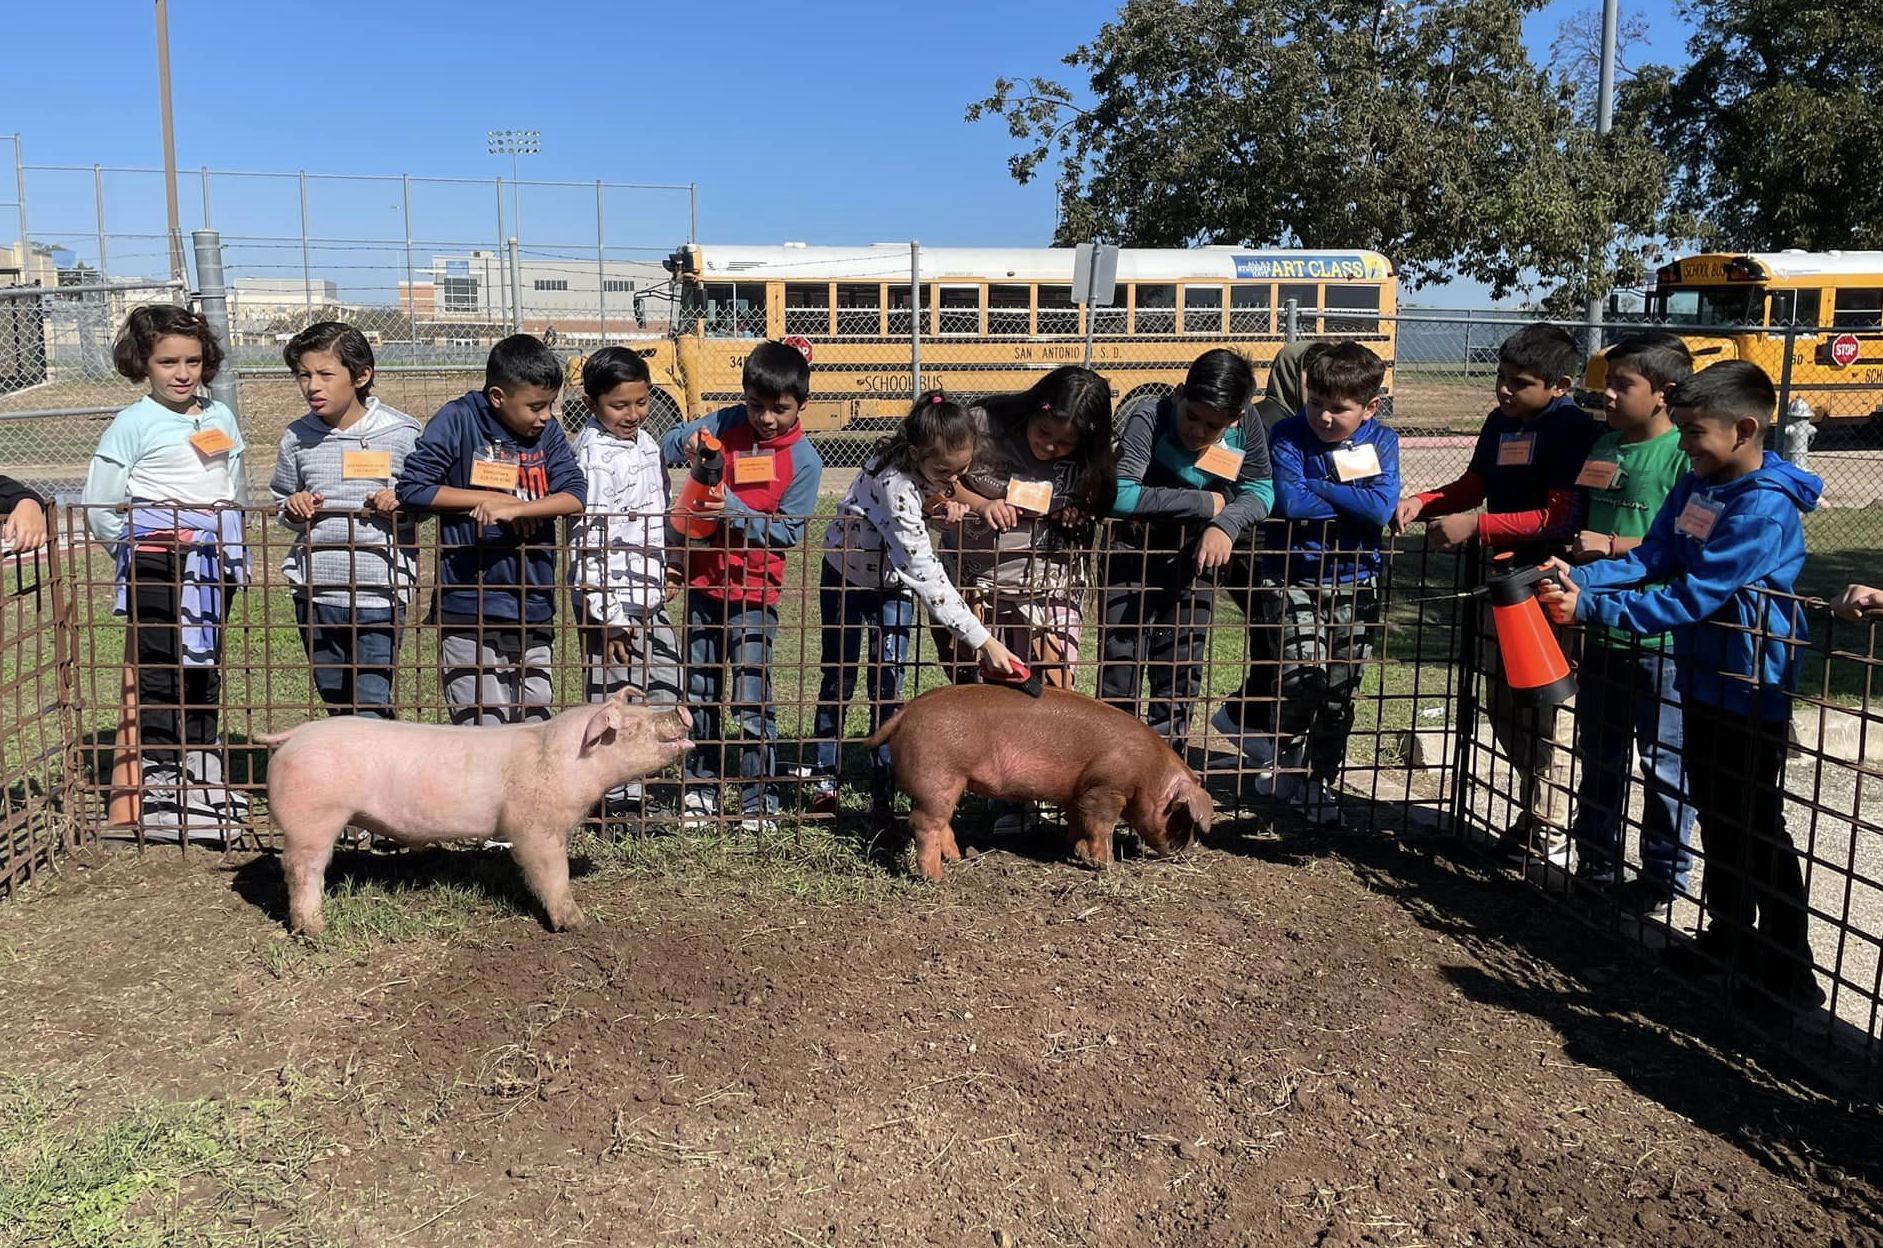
left=156, top=0, right=186, bottom=283
left=1583, top=0, right=1620, bottom=348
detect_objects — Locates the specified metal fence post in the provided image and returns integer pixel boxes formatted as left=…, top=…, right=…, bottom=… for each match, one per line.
left=12, top=134, right=29, bottom=286
left=1461, top=309, right=1474, bottom=375
left=1776, top=320, right=1799, bottom=448
left=507, top=236, right=524, bottom=334
left=910, top=240, right=921, bottom=400
left=689, top=183, right=698, bottom=244
left=596, top=181, right=608, bottom=344
left=191, top=229, right=242, bottom=424
left=1446, top=544, right=1482, bottom=836
left=1283, top=298, right=1299, bottom=344
left=92, top=164, right=108, bottom=283
left=298, top=170, right=315, bottom=311
left=401, top=174, right=416, bottom=330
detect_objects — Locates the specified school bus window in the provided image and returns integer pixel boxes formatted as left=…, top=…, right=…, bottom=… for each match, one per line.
left=1832, top=288, right=1883, bottom=329
left=937, top=285, right=980, bottom=335
left=1326, top=284, right=1381, bottom=334
left=703, top=282, right=764, bottom=338
left=887, top=285, right=927, bottom=337
left=1181, top=284, right=1224, bottom=334
left=1767, top=289, right=1821, bottom=328
left=1230, top=284, right=1272, bottom=334
left=989, top=284, right=1030, bottom=336
left=1038, top=284, right=1078, bottom=335
left=784, top=283, right=831, bottom=336
left=836, top=283, right=882, bottom=336
left=1279, top=283, right=1321, bottom=333
left=1134, top=283, right=1176, bottom=334
left=1091, top=300, right=1126, bottom=336
left=1657, top=286, right=1759, bottom=326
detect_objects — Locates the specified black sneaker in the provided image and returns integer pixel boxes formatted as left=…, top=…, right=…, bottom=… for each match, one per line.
left=1663, top=928, right=1739, bottom=979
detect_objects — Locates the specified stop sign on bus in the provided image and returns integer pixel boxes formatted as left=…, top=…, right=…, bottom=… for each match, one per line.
left=783, top=335, right=815, bottom=363
left=1830, top=333, right=1861, bottom=368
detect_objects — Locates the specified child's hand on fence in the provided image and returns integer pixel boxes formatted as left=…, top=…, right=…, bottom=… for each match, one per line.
left=1391, top=497, right=1423, bottom=534
left=1570, top=529, right=1615, bottom=563
left=364, top=489, right=400, bottom=517
left=283, top=491, right=324, bottom=522
left=1427, top=513, right=1476, bottom=551
left=1537, top=561, right=1579, bottom=625
left=1196, top=526, right=1233, bottom=571
left=606, top=630, right=636, bottom=667
left=472, top=495, right=530, bottom=527
left=1, top=498, right=47, bottom=553
left=982, top=500, right=1020, bottom=532
left=1830, top=584, right=1883, bottom=622
left=937, top=498, right=971, bottom=525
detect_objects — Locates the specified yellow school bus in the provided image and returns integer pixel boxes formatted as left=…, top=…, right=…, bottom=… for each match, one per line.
left=616, top=243, right=1398, bottom=439
left=1610, top=251, right=1883, bottom=428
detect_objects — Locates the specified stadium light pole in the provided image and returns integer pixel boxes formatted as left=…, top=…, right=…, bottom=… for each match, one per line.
left=487, top=129, right=539, bottom=243
left=156, top=0, right=186, bottom=283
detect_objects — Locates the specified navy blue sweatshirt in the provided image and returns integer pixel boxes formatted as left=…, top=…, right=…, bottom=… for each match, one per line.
left=397, top=391, right=585, bottom=624
left=1262, top=413, right=1401, bottom=585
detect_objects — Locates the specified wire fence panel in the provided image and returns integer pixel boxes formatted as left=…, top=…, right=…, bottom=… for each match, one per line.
left=0, top=535, right=83, bottom=898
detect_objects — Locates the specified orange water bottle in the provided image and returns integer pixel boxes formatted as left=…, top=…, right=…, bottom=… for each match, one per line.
left=673, top=431, right=725, bottom=540
left=1485, top=558, right=1577, bottom=707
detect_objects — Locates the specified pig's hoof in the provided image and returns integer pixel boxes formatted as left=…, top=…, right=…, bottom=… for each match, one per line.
left=911, top=857, right=945, bottom=883
left=289, top=913, right=327, bottom=939
left=549, top=904, right=588, bottom=932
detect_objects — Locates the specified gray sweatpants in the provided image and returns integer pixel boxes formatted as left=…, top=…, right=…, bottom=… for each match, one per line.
left=440, top=626, right=553, bottom=726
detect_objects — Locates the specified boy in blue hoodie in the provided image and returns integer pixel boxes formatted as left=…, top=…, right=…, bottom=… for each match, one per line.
left=397, top=334, right=585, bottom=725
left=1213, top=341, right=1398, bottom=828
left=1540, top=361, right=1824, bottom=1014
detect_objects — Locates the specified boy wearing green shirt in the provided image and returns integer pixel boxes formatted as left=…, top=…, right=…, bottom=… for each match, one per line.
left=1566, top=333, right=1697, bottom=919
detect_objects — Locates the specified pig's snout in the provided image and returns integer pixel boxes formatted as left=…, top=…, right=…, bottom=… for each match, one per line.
left=658, top=706, right=693, bottom=749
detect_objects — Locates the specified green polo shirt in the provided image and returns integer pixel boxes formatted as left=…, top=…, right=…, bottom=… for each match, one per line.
left=1582, top=426, right=1686, bottom=650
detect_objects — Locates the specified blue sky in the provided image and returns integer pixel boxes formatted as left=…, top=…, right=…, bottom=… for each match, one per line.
left=3, top=0, right=1691, bottom=307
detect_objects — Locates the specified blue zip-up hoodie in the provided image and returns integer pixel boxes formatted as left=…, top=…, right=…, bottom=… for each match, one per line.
left=397, top=390, right=586, bottom=624
left=1569, top=452, right=1821, bottom=719
left=1262, top=413, right=1401, bottom=585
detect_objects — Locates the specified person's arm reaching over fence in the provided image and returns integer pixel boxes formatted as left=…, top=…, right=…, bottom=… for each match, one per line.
left=0, top=476, right=47, bottom=553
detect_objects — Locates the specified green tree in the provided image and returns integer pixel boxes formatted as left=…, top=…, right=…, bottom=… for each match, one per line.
left=967, top=0, right=1669, bottom=309
left=1633, top=0, right=1883, bottom=250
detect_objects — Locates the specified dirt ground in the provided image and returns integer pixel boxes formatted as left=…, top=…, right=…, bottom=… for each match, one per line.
left=2, top=817, right=1879, bottom=1247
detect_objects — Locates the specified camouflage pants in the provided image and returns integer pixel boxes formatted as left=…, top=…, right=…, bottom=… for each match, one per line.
left=1225, top=582, right=1379, bottom=783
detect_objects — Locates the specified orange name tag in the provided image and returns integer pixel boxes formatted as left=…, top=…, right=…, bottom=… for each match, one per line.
left=1574, top=458, right=1620, bottom=489
left=732, top=452, right=777, bottom=485
left=189, top=427, right=234, bottom=457
left=342, top=450, right=392, bottom=480
left=1195, top=442, right=1244, bottom=480
left=1675, top=494, right=1722, bottom=542
left=1005, top=478, right=1054, bottom=514
left=469, top=458, right=520, bottom=492
left=1496, top=432, right=1535, bottom=466
left=1331, top=443, right=1382, bottom=482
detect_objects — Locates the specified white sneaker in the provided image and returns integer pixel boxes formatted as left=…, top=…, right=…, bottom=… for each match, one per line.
left=679, top=789, right=719, bottom=829
left=739, top=816, right=780, bottom=835
left=1208, top=707, right=1277, bottom=768
left=1294, top=779, right=1344, bottom=828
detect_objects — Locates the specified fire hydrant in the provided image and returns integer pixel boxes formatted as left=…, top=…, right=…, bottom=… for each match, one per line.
left=1782, top=399, right=1817, bottom=472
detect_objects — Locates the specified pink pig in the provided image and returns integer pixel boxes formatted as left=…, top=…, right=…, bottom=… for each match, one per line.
left=257, top=689, right=692, bottom=936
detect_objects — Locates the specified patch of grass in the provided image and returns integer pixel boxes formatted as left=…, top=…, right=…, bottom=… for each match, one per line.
left=253, top=872, right=506, bottom=979
left=578, top=818, right=914, bottom=908
left=0, top=1074, right=327, bottom=1248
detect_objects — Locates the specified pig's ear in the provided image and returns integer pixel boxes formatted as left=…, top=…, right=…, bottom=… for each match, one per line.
left=1162, top=778, right=1211, bottom=848
left=581, top=702, right=626, bottom=753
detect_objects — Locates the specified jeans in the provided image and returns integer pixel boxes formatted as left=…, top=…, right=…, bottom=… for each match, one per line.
left=295, top=598, right=403, bottom=718
left=812, top=562, right=912, bottom=800
left=685, top=595, right=781, bottom=817
left=1568, top=643, right=1694, bottom=890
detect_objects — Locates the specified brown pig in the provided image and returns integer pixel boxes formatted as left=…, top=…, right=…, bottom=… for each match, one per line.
left=861, top=684, right=1211, bottom=881
left=257, top=689, right=692, bottom=935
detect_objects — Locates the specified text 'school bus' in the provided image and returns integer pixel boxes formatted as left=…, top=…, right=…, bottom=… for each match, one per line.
left=1592, top=251, right=1883, bottom=431
left=592, top=243, right=1400, bottom=439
